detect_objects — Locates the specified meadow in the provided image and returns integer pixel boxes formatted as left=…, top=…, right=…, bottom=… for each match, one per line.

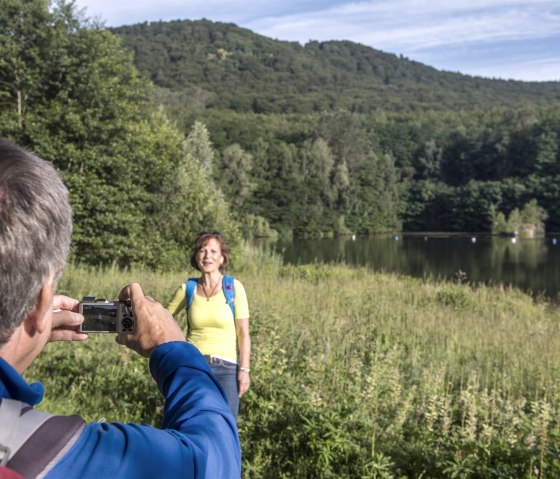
left=26, top=248, right=560, bottom=478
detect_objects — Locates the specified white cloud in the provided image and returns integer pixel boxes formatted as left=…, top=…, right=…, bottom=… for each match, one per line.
left=248, top=0, right=560, bottom=52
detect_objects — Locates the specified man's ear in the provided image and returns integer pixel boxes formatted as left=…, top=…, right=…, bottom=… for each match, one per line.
left=25, top=273, right=55, bottom=335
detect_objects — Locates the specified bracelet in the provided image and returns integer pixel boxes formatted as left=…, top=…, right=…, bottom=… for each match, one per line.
left=239, top=367, right=251, bottom=373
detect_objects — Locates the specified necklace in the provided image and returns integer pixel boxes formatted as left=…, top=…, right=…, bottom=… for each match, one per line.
left=200, top=276, right=221, bottom=301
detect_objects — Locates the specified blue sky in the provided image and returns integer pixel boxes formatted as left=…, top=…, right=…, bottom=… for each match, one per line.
left=74, top=0, right=560, bottom=82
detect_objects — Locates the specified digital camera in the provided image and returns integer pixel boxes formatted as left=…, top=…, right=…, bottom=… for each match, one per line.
left=79, top=296, right=135, bottom=333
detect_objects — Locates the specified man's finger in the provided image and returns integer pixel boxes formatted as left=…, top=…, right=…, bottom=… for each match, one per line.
left=50, top=330, right=88, bottom=342
left=51, top=310, right=84, bottom=329
left=53, top=294, right=80, bottom=312
left=119, top=282, right=144, bottom=302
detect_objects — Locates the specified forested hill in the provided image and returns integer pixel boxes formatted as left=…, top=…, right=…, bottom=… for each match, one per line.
left=112, top=19, right=560, bottom=114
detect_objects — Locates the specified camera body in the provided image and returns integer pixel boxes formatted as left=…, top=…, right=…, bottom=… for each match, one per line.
left=79, top=296, right=135, bottom=333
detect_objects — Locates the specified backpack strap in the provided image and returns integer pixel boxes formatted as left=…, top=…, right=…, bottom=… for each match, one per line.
left=222, top=275, right=235, bottom=318
left=0, top=399, right=52, bottom=466
left=185, top=278, right=198, bottom=311
left=0, top=399, right=84, bottom=478
left=185, top=276, right=235, bottom=317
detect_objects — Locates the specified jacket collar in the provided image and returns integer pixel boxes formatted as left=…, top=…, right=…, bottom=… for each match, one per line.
left=0, top=357, right=44, bottom=405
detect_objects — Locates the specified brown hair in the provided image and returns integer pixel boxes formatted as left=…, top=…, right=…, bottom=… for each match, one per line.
left=190, top=231, right=230, bottom=272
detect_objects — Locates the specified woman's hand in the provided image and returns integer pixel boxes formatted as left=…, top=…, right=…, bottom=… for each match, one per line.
left=238, top=370, right=250, bottom=397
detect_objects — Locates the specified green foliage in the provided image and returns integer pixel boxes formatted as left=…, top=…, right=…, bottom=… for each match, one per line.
left=4, top=7, right=560, bottom=249
left=435, top=285, right=473, bottom=308
left=107, top=19, right=560, bottom=237
left=239, top=261, right=560, bottom=478
left=0, top=0, right=240, bottom=268
left=492, top=200, right=548, bottom=237
left=0, top=0, right=52, bottom=129
left=215, top=143, right=255, bottom=209
left=178, top=106, right=560, bottom=237
left=491, top=210, right=508, bottom=236
left=278, top=263, right=335, bottom=283
left=41, top=17, right=556, bottom=238
left=112, top=19, right=560, bottom=115
left=520, top=199, right=548, bottom=237
left=185, top=120, right=214, bottom=173
left=241, top=214, right=278, bottom=239
left=29, top=258, right=560, bottom=478
left=32, top=338, right=163, bottom=423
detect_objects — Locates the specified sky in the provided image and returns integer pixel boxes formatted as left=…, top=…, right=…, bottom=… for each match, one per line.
left=73, top=0, right=560, bottom=82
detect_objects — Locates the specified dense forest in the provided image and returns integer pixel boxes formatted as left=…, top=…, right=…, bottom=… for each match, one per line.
left=2, top=2, right=560, bottom=271
left=112, top=19, right=560, bottom=237
left=112, top=19, right=560, bottom=114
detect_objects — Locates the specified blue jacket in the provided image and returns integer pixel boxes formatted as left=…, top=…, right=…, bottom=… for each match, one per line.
left=0, top=342, right=241, bottom=478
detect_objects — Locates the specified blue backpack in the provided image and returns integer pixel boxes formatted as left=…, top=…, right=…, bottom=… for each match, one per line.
left=185, top=275, right=235, bottom=318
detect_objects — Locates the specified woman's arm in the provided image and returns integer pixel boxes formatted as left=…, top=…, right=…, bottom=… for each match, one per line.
left=236, top=317, right=251, bottom=397
left=166, top=284, right=186, bottom=317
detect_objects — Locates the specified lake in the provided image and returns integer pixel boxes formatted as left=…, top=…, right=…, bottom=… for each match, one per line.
left=251, top=234, right=560, bottom=299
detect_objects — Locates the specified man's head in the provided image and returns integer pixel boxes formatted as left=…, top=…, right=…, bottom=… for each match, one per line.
left=0, top=138, right=72, bottom=345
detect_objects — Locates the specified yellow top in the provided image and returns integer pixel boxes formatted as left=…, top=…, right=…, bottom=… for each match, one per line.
left=166, top=278, right=249, bottom=362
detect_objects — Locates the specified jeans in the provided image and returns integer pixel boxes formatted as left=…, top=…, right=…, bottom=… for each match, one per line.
left=205, top=356, right=239, bottom=419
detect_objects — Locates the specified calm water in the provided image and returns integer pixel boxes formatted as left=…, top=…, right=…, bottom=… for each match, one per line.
left=252, top=234, right=560, bottom=299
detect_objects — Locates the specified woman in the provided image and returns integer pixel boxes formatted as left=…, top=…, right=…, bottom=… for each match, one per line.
left=166, top=231, right=250, bottom=419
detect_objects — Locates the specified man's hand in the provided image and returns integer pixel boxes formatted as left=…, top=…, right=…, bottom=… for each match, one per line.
left=50, top=295, right=88, bottom=342
left=116, top=283, right=186, bottom=357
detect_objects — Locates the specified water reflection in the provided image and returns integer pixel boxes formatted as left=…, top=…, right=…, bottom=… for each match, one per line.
left=251, top=235, right=560, bottom=299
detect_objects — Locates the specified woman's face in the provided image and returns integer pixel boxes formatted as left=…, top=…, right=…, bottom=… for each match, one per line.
left=196, top=237, right=224, bottom=274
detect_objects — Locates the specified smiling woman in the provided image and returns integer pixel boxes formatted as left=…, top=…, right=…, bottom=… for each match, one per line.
left=165, top=231, right=251, bottom=420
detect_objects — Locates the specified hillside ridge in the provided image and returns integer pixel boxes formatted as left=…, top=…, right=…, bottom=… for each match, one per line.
left=112, top=18, right=560, bottom=113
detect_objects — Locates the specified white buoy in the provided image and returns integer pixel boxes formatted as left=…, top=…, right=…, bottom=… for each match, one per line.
left=553, top=238, right=557, bottom=246
left=511, top=237, right=517, bottom=244
left=394, top=235, right=400, bottom=241
left=471, top=237, right=476, bottom=243
left=352, top=234, right=356, bottom=241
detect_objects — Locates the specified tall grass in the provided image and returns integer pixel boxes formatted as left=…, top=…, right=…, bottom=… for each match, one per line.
left=26, top=247, right=560, bottom=478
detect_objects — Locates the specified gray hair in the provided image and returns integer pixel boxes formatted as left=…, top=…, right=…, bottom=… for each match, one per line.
left=0, top=138, right=72, bottom=344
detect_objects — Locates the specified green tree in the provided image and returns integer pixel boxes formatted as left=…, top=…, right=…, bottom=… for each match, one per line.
left=0, top=0, right=239, bottom=268
left=217, top=143, right=255, bottom=210
left=506, top=208, right=521, bottom=235
left=534, top=130, right=559, bottom=175
left=349, top=151, right=401, bottom=233
left=0, top=0, right=51, bottom=129
left=519, top=199, right=547, bottom=237
left=491, top=209, right=508, bottom=235
left=295, top=138, right=336, bottom=233
left=415, top=139, right=443, bottom=180
left=332, top=160, right=351, bottom=209
left=186, top=120, right=214, bottom=173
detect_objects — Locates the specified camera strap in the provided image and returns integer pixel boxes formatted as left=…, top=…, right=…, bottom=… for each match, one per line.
left=0, top=398, right=84, bottom=478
